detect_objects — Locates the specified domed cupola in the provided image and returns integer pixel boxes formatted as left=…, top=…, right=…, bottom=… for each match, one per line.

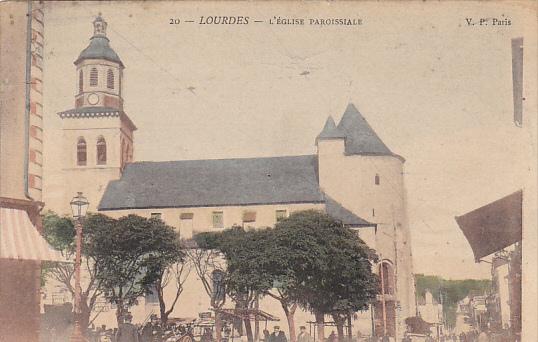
left=74, top=14, right=123, bottom=67
left=74, top=14, right=124, bottom=110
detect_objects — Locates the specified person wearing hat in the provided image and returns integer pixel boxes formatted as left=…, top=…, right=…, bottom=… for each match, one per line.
left=268, top=326, right=287, bottom=342
left=297, top=326, right=311, bottom=342
left=116, top=312, right=140, bottom=342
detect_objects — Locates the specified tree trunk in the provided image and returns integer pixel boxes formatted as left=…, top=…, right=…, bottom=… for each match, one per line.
left=331, top=314, right=345, bottom=342
left=116, top=299, right=124, bottom=325
left=244, top=318, right=254, bottom=342
left=315, top=311, right=325, bottom=342
left=254, top=297, right=260, bottom=342
left=282, top=303, right=297, bottom=342
left=215, top=312, right=222, bottom=342
left=157, top=282, right=169, bottom=326
left=80, top=298, right=91, bottom=335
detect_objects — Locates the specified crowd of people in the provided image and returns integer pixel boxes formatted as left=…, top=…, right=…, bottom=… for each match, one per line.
left=85, top=313, right=180, bottom=342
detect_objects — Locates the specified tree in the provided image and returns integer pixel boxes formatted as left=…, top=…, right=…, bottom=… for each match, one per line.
left=195, top=227, right=272, bottom=342
left=86, top=214, right=184, bottom=323
left=42, top=212, right=110, bottom=332
left=196, top=211, right=378, bottom=342
left=153, top=255, right=191, bottom=326
left=188, top=233, right=227, bottom=342
left=142, top=219, right=189, bottom=326
left=271, top=210, right=378, bottom=342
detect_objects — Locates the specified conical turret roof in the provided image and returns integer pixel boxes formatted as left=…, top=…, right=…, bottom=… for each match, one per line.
left=316, top=116, right=346, bottom=141
left=336, top=103, right=393, bottom=156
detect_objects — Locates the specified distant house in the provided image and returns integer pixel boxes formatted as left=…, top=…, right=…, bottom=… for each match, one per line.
left=417, top=290, right=444, bottom=338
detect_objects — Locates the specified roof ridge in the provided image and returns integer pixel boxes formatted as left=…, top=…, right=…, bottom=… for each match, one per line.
left=128, top=154, right=317, bottom=165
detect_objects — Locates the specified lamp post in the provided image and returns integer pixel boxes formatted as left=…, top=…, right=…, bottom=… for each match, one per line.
left=70, top=192, right=89, bottom=342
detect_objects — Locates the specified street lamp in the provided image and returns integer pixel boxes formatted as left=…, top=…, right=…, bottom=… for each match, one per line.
left=70, top=192, right=89, bottom=342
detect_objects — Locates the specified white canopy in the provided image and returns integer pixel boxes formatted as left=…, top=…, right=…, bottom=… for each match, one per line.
left=0, top=207, right=66, bottom=262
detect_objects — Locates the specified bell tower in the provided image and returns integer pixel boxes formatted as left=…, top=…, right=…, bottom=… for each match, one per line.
left=74, top=14, right=124, bottom=110
left=45, top=15, right=136, bottom=215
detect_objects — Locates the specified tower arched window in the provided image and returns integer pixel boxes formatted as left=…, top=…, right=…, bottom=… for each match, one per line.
left=107, top=69, right=114, bottom=89
left=375, top=173, right=380, bottom=185
left=96, top=136, right=107, bottom=165
left=90, top=67, right=98, bottom=86
left=77, top=137, right=87, bottom=166
left=79, top=70, right=83, bottom=93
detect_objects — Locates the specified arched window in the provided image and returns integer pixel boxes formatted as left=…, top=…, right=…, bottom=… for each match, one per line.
left=375, top=173, right=380, bottom=185
left=90, top=67, right=98, bottom=86
left=96, top=136, right=107, bottom=165
left=379, top=261, right=395, bottom=295
left=107, top=69, right=114, bottom=89
left=79, top=70, right=83, bottom=93
left=77, top=137, right=87, bottom=166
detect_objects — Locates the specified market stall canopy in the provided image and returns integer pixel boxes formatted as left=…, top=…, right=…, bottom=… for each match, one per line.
left=215, top=308, right=280, bottom=321
left=455, top=190, right=522, bottom=262
left=0, top=207, right=67, bottom=262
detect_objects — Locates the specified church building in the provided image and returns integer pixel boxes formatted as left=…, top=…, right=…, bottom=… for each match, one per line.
left=44, top=15, right=416, bottom=340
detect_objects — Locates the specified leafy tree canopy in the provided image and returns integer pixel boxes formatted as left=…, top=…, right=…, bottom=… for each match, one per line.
left=42, top=212, right=184, bottom=322
left=273, top=210, right=378, bottom=316
left=196, top=210, right=379, bottom=315
left=86, top=214, right=184, bottom=312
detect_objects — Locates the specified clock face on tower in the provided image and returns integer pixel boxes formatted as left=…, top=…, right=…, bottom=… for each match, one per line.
left=88, top=93, right=99, bottom=105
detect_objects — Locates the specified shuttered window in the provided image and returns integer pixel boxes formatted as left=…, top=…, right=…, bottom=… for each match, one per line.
left=77, top=137, right=87, bottom=166
left=90, top=67, right=98, bottom=86
left=212, top=211, right=223, bottom=228
left=79, top=70, right=83, bottom=93
left=96, top=136, right=107, bottom=165
left=107, top=69, right=114, bottom=89
left=276, top=210, right=287, bottom=221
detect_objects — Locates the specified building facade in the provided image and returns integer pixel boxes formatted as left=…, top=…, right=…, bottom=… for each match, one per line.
left=43, top=15, right=415, bottom=340
left=0, top=2, right=64, bottom=341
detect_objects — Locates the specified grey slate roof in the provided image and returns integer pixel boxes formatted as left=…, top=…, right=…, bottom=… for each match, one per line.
left=316, top=116, right=346, bottom=141
left=74, top=36, right=124, bottom=67
left=99, top=155, right=324, bottom=209
left=98, top=155, right=372, bottom=227
left=324, top=196, right=374, bottom=227
left=337, top=103, right=393, bottom=156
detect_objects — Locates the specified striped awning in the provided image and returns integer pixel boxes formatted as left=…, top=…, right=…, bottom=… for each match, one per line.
left=0, top=207, right=67, bottom=262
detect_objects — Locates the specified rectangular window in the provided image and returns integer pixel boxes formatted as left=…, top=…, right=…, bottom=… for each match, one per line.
left=212, top=211, right=224, bottom=228
left=179, top=213, right=194, bottom=239
left=276, top=210, right=287, bottom=221
left=180, top=213, right=194, bottom=220
left=150, top=213, right=162, bottom=220
left=242, top=211, right=256, bottom=223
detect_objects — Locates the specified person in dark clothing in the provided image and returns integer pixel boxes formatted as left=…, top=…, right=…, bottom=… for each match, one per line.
left=263, top=329, right=270, bottom=342
left=328, top=331, right=337, bottom=342
left=140, top=314, right=163, bottom=342
left=268, top=326, right=287, bottom=342
left=116, top=313, right=140, bottom=342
